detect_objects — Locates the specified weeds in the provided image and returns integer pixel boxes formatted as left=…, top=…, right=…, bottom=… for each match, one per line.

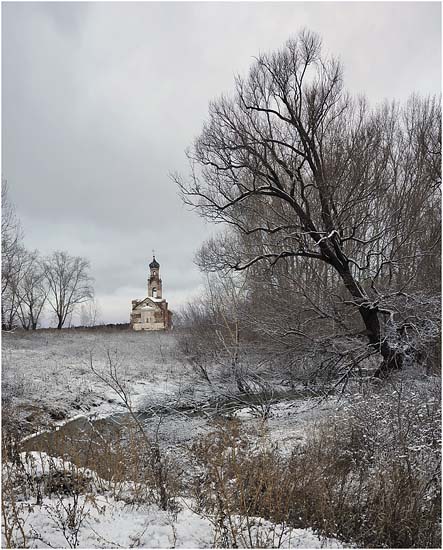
left=188, top=418, right=294, bottom=548
left=3, top=336, right=440, bottom=549
left=2, top=411, right=182, bottom=548
left=188, top=380, right=441, bottom=548
left=44, top=492, right=91, bottom=548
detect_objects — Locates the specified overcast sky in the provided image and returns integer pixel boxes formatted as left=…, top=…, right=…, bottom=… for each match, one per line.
left=2, top=1, right=441, bottom=325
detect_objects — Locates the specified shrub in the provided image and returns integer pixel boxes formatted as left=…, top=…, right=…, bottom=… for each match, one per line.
left=188, top=379, right=441, bottom=548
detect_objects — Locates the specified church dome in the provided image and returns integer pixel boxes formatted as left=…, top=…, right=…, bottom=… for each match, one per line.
left=149, top=256, right=159, bottom=269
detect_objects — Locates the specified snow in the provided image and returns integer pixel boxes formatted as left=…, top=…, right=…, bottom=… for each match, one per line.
left=3, top=453, right=347, bottom=548
left=3, top=329, right=348, bottom=466
left=3, top=329, right=351, bottom=549
left=10, top=494, right=212, bottom=549
left=10, top=493, right=345, bottom=549
left=2, top=330, right=189, bottom=432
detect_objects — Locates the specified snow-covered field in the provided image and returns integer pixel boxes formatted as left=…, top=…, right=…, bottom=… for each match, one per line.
left=2, top=328, right=345, bottom=549
left=2, top=329, right=191, bottom=433
left=2, top=328, right=337, bottom=441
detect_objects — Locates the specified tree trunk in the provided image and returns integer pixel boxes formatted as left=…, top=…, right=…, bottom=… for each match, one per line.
left=334, top=260, right=403, bottom=377
left=358, top=304, right=403, bottom=377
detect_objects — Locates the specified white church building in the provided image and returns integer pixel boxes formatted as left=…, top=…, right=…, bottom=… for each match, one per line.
left=130, top=256, right=172, bottom=331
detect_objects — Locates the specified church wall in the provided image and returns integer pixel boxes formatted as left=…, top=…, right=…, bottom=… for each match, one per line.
left=132, top=321, right=165, bottom=331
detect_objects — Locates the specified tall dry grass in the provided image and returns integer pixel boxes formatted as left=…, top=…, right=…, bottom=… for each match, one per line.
left=188, top=380, right=441, bottom=548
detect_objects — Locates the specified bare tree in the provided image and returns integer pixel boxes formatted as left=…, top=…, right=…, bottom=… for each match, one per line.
left=178, top=272, right=250, bottom=391
left=174, top=30, right=441, bottom=377
left=1, top=180, right=25, bottom=330
left=78, top=298, right=101, bottom=327
left=43, top=251, right=94, bottom=329
left=16, top=250, right=48, bottom=330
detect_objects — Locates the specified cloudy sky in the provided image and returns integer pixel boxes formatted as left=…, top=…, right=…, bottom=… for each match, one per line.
left=2, top=1, right=441, bottom=324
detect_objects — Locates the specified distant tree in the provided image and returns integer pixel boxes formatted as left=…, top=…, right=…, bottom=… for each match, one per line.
left=79, top=298, right=100, bottom=327
left=16, top=250, right=48, bottom=330
left=1, top=180, right=25, bottom=330
left=1, top=246, right=29, bottom=331
left=43, top=251, right=94, bottom=330
left=175, top=30, right=441, bottom=377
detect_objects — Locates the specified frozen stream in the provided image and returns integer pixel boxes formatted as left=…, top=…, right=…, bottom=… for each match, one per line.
left=21, top=388, right=336, bottom=480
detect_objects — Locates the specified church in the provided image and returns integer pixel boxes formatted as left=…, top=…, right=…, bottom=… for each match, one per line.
left=130, top=255, right=173, bottom=331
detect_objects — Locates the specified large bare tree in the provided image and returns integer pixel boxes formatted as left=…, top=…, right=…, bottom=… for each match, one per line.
left=43, top=251, right=94, bottom=329
left=175, top=30, right=441, bottom=376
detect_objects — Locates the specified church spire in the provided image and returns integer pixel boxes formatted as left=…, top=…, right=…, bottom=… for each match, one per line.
left=149, top=254, right=159, bottom=269
left=148, top=253, right=162, bottom=298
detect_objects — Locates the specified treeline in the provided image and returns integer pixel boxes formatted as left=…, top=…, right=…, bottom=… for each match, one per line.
left=175, top=30, right=441, bottom=384
left=1, top=181, right=94, bottom=330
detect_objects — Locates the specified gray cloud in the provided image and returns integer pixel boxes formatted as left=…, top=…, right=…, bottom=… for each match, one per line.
left=2, top=2, right=441, bottom=323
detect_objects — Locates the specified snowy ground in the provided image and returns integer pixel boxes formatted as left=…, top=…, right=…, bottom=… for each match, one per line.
left=13, top=495, right=344, bottom=549
left=2, top=329, right=191, bottom=434
left=2, top=328, right=346, bottom=548
left=4, top=452, right=345, bottom=549
left=2, top=329, right=338, bottom=442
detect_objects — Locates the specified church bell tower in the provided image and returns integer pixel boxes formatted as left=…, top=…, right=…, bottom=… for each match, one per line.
left=148, top=255, right=162, bottom=298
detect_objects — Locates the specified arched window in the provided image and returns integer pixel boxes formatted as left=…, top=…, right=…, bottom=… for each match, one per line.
left=152, top=288, right=157, bottom=298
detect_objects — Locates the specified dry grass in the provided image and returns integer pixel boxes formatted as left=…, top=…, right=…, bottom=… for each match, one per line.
left=3, top=376, right=440, bottom=548
left=187, top=380, right=441, bottom=548
left=2, top=413, right=183, bottom=547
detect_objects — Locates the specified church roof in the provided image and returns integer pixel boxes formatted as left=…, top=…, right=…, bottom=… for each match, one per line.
left=132, top=296, right=164, bottom=310
left=149, top=255, right=159, bottom=269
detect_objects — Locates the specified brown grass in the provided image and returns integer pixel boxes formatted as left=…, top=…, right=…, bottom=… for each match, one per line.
left=3, top=380, right=440, bottom=548
left=188, top=382, right=441, bottom=548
